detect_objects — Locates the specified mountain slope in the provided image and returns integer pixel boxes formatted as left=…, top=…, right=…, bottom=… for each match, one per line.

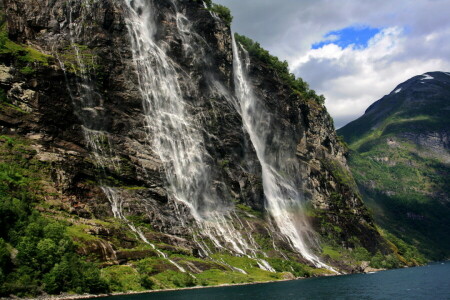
left=339, top=71, right=450, bottom=260
left=0, top=0, right=423, bottom=296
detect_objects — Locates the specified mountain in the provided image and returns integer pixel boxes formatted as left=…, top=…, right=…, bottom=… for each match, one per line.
left=338, top=71, right=450, bottom=260
left=0, top=0, right=421, bottom=296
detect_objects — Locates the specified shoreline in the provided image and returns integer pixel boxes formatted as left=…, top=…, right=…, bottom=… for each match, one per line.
left=12, top=277, right=308, bottom=300
left=7, top=264, right=413, bottom=300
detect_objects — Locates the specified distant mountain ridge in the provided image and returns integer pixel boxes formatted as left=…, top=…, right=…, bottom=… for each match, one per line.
left=340, top=71, right=450, bottom=147
left=339, top=71, right=450, bottom=260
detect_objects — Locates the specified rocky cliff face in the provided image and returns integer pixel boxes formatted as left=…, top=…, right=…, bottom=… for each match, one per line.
left=1, top=0, right=392, bottom=277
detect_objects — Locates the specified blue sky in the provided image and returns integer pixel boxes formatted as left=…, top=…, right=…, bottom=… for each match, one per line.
left=312, top=27, right=381, bottom=50
left=214, top=0, right=450, bottom=128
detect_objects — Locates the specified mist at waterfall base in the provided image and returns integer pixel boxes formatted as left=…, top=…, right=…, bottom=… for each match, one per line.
left=98, top=262, right=450, bottom=300
left=118, top=0, right=329, bottom=269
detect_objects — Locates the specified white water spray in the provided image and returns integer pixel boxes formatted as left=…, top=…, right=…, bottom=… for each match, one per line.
left=121, top=0, right=267, bottom=261
left=101, top=187, right=186, bottom=272
left=58, top=0, right=185, bottom=272
left=232, top=37, right=333, bottom=271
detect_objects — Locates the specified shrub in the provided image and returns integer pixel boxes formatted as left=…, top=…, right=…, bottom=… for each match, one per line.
left=0, top=238, right=12, bottom=276
left=195, top=0, right=233, bottom=26
left=0, top=136, right=109, bottom=296
left=352, top=247, right=371, bottom=262
left=209, top=4, right=233, bottom=26
left=101, top=265, right=143, bottom=292
left=153, top=270, right=197, bottom=288
left=43, top=254, right=109, bottom=294
left=234, top=33, right=325, bottom=106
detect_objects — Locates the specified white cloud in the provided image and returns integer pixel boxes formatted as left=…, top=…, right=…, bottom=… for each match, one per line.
left=215, top=0, right=450, bottom=127
left=293, top=25, right=450, bottom=127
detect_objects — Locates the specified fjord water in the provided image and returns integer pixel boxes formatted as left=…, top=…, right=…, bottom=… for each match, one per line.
left=100, top=262, right=450, bottom=300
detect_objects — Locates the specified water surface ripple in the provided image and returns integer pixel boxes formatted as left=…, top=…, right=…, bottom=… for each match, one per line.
left=100, top=261, right=450, bottom=300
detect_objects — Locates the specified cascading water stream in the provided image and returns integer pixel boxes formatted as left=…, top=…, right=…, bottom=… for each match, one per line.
left=232, top=36, right=334, bottom=271
left=122, top=0, right=276, bottom=272
left=121, top=0, right=268, bottom=266
left=56, top=0, right=187, bottom=272
left=58, top=0, right=330, bottom=274
left=101, top=187, right=186, bottom=272
left=123, top=0, right=213, bottom=219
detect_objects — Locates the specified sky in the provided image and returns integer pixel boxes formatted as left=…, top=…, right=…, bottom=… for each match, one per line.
left=214, top=0, right=450, bottom=128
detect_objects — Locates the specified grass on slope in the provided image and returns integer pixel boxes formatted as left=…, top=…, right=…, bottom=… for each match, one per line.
left=347, top=139, right=450, bottom=260
left=340, top=90, right=450, bottom=260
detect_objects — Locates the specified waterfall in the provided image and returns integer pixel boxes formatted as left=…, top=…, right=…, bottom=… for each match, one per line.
left=56, top=0, right=187, bottom=272
left=101, top=187, right=186, bottom=272
left=60, top=0, right=329, bottom=273
left=232, top=36, right=333, bottom=270
left=60, top=0, right=120, bottom=172
left=122, top=0, right=259, bottom=259
left=123, top=0, right=216, bottom=219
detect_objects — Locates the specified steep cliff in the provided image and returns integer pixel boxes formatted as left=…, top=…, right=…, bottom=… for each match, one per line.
left=0, top=0, right=407, bottom=295
left=339, top=72, right=450, bottom=260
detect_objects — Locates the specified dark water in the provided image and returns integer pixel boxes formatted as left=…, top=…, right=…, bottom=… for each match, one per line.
left=100, top=262, right=450, bottom=300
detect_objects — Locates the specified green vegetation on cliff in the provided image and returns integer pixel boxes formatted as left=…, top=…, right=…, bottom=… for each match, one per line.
left=234, top=33, right=325, bottom=106
left=197, top=0, right=233, bottom=26
left=346, top=142, right=450, bottom=260
left=0, top=136, right=328, bottom=297
left=0, top=136, right=109, bottom=296
left=0, top=1, right=425, bottom=297
left=0, top=23, right=51, bottom=75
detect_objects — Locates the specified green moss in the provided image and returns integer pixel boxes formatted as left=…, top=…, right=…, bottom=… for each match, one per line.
left=101, top=265, right=144, bottom=292
left=253, top=233, right=274, bottom=251
left=196, top=268, right=280, bottom=286
left=0, top=23, right=51, bottom=83
left=322, top=246, right=342, bottom=260
left=125, top=215, right=154, bottom=232
left=208, top=254, right=283, bottom=282
left=211, top=254, right=257, bottom=270
left=265, top=258, right=314, bottom=277
left=168, top=254, right=219, bottom=269
left=218, top=159, right=230, bottom=168
left=59, top=43, right=101, bottom=74
left=235, top=204, right=263, bottom=218
left=195, top=269, right=246, bottom=286
left=66, top=224, right=100, bottom=243
left=122, top=186, right=147, bottom=190
left=19, top=66, right=35, bottom=75
left=0, top=101, right=29, bottom=114
left=321, top=158, right=358, bottom=192
left=151, top=270, right=196, bottom=289
left=0, top=24, right=51, bottom=65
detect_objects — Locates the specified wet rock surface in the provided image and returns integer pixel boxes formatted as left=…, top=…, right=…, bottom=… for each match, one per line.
left=1, top=0, right=389, bottom=267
